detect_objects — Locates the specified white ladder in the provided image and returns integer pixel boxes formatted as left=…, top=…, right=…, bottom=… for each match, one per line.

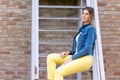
left=31, top=0, right=106, bottom=80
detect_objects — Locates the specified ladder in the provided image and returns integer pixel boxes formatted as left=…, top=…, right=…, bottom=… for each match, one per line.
left=31, top=0, right=106, bottom=80
left=88, top=0, right=106, bottom=80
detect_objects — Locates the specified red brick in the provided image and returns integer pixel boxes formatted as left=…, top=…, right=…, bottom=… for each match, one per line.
left=10, top=1, right=22, bottom=5
left=6, top=21, right=16, bottom=25
left=114, top=72, right=120, bottom=75
left=5, top=13, right=18, bottom=17
left=7, top=5, right=17, bottom=9
left=19, top=6, right=27, bottom=9
left=0, top=51, right=9, bottom=54
left=5, top=71, right=15, bottom=74
left=98, top=1, right=107, bottom=6
left=0, top=0, right=10, bottom=5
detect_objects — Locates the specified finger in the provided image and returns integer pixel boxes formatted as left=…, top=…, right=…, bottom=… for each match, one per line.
left=60, top=54, right=64, bottom=58
left=60, top=52, right=66, bottom=58
left=60, top=52, right=64, bottom=56
left=64, top=61, right=68, bottom=65
left=60, top=54, right=63, bottom=58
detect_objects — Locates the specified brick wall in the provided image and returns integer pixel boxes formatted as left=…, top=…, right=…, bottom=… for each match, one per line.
left=0, top=0, right=120, bottom=80
left=98, top=0, right=120, bottom=80
left=0, top=0, right=31, bottom=80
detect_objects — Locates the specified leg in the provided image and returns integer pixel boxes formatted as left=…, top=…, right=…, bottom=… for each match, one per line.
left=54, top=56, right=93, bottom=80
left=47, top=53, right=71, bottom=80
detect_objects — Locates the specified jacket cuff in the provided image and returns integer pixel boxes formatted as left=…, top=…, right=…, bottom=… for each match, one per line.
left=69, top=50, right=73, bottom=55
left=71, top=55, right=76, bottom=60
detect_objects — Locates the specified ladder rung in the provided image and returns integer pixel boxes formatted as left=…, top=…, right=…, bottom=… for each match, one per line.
left=39, top=67, right=47, bottom=71
left=39, top=54, right=47, bottom=57
left=39, top=5, right=85, bottom=9
left=39, top=42, right=71, bottom=45
left=39, top=29, right=77, bottom=32
left=39, top=17, right=81, bottom=20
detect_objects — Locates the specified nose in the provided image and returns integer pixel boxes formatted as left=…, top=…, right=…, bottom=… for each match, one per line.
left=82, top=14, right=85, bottom=18
left=82, top=13, right=85, bottom=17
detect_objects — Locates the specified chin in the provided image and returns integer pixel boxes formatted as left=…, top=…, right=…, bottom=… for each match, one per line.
left=82, top=21, right=86, bottom=23
left=82, top=20, right=86, bottom=22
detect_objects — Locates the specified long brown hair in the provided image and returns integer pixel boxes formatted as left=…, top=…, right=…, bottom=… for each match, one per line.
left=82, top=7, right=94, bottom=24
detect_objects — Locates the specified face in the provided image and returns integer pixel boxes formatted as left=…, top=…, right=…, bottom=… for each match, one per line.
left=82, top=9, right=91, bottom=24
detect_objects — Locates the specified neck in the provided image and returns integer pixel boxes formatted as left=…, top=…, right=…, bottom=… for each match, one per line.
left=82, top=22, right=90, bottom=25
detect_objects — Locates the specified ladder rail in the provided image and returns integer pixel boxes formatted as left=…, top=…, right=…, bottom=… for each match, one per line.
left=87, top=0, right=106, bottom=80
left=77, top=0, right=83, bottom=79
left=31, top=0, right=39, bottom=80
left=93, top=0, right=106, bottom=79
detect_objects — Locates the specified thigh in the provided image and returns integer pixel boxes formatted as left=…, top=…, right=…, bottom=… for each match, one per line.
left=56, top=56, right=93, bottom=76
left=47, top=53, right=72, bottom=65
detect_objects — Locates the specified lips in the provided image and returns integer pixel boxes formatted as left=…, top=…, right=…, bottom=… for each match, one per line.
left=82, top=18, right=86, bottom=20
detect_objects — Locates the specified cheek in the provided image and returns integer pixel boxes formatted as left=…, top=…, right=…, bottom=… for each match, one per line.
left=86, top=16, right=90, bottom=21
left=82, top=15, right=90, bottom=22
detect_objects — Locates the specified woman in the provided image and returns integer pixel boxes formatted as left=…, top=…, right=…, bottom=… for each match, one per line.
left=47, top=7, right=96, bottom=80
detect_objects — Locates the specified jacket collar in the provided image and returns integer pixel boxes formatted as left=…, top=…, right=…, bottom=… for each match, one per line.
left=78, top=23, right=91, bottom=32
left=82, top=23, right=91, bottom=28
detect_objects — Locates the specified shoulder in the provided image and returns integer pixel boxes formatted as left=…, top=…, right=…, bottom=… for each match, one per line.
left=85, top=24, right=96, bottom=32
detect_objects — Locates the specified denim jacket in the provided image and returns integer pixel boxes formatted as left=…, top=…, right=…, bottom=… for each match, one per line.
left=69, top=23, right=97, bottom=60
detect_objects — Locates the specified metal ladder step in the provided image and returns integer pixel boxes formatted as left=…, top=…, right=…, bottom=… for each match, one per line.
left=39, top=42, right=71, bottom=45
left=39, top=54, right=47, bottom=57
left=39, top=17, right=81, bottom=20
left=39, top=5, right=84, bottom=9
left=39, top=29, right=77, bottom=32
left=39, top=67, right=47, bottom=71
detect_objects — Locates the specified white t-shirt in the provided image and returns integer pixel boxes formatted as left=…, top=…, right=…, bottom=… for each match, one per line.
left=74, top=32, right=81, bottom=54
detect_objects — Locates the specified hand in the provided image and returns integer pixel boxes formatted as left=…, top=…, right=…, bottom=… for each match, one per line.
left=63, top=58, right=72, bottom=65
left=60, top=51, right=70, bottom=58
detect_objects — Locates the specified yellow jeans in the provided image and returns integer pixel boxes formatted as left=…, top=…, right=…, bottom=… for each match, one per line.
left=47, top=53, right=93, bottom=80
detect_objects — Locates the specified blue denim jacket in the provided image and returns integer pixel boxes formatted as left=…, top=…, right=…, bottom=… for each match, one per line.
left=70, top=23, right=97, bottom=60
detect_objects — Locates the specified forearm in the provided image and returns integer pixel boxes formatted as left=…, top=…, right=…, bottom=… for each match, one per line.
left=72, top=48, right=88, bottom=60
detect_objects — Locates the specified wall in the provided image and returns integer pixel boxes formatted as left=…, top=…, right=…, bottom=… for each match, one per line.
left=0, top=0, right=31, bottom=79
left=98, top=0, right=120, bottom=80
left=0, top=0, right=120, bottom=80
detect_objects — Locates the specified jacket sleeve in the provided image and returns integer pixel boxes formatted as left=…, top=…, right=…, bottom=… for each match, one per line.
left=69, top=49, right=75, bottom=55
left=72, top=27, right=96, bottom=60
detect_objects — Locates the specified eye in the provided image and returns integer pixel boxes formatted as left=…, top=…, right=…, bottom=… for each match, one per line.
left=82, top=11, right=89, bottom=15
left=85, top=13, right=89, bottom=15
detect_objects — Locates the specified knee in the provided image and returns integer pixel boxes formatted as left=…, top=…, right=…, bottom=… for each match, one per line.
left=54, top=69, right=64, bottom=80
left=55, top=69, right=63, bottom=76
left=47, top=54, right=54, bottom=60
